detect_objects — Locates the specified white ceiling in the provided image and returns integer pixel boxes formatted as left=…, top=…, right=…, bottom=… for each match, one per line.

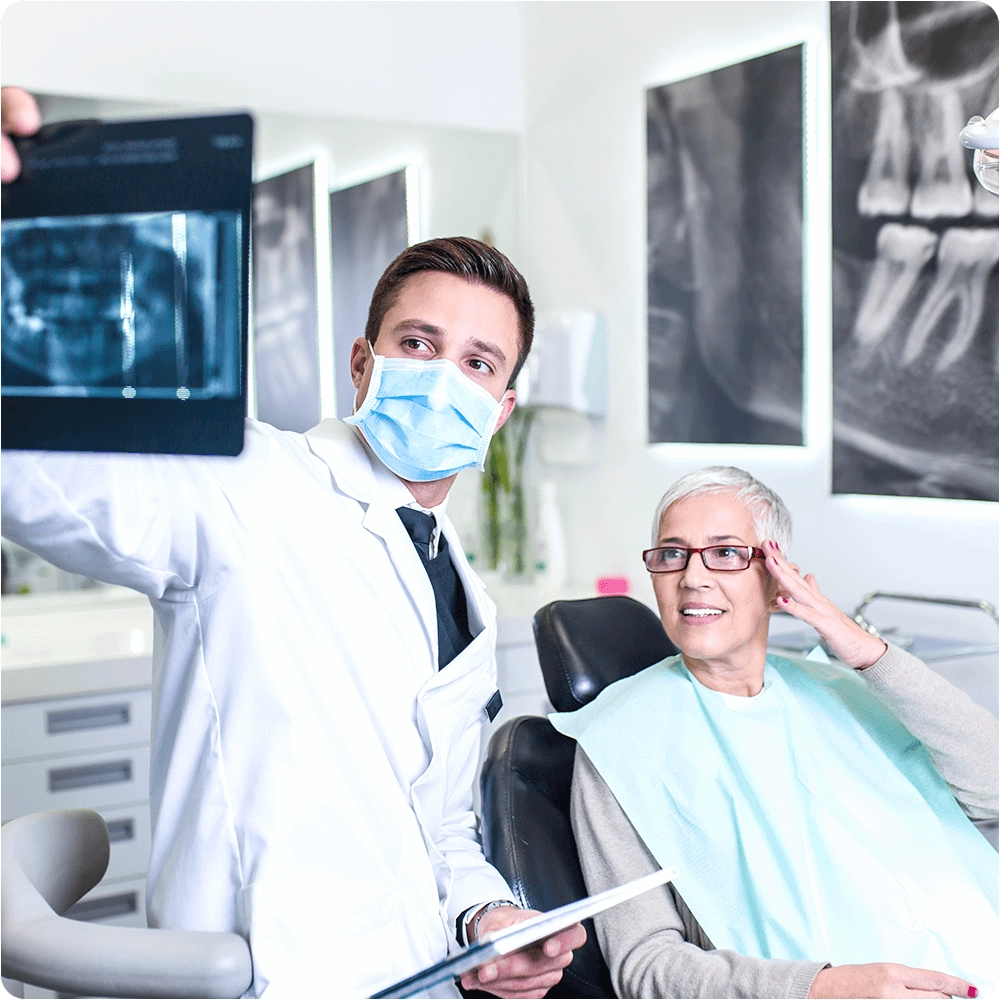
left=0, top=0, right=526, bottom=133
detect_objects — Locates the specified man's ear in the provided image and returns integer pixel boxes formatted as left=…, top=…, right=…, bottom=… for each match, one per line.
left=350, top=337, right=372, bottom=389
left=493, top=389, right=518, bottom=432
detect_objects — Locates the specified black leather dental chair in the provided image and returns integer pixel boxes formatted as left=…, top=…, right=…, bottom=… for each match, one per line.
left=480, top=597, right=677, bottom=999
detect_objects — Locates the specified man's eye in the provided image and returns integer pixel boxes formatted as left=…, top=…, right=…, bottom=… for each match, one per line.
left=404, top=338, right=430, bottom=351
left=469, top=358, right=493, bottom=374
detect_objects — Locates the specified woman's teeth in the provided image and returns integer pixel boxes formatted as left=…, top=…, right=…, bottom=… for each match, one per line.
left=682, top=608, right=723, bottom=617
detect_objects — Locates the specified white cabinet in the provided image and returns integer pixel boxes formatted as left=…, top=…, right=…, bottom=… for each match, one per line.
left=1, top=587, right=154, bottom=942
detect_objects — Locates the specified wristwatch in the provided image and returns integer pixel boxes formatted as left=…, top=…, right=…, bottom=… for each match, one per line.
left=457, top=899, right=519, bottom=946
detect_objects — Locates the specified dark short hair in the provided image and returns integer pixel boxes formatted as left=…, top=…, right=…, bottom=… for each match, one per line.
left=364, top=237, right=534, bottom=389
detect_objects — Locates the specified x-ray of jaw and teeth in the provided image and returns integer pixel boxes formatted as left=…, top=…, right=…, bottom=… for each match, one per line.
left=832, top=1, right=999, bottom=501
left=1, top=210, right=242, bottom=400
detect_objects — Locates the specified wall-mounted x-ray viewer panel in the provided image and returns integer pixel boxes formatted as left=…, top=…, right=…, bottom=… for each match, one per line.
left=251, top=157, right=333, bottom=433
left=1, top=113, right=253, bottom=456
left=330, top=167, right=413, bottom=419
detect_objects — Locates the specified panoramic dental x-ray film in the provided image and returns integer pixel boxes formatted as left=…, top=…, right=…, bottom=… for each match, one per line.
left=1, top=114, right=252, bottom=455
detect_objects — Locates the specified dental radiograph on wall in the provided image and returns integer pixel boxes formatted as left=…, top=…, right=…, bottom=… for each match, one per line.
left=832, top=1, right=998, bottom=501
left=252, top=164, right=322, bottom=433
left=646, top=44, right=804, bottom=446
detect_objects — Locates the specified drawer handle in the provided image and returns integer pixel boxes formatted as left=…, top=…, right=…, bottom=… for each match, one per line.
left=65, top=891, right=137, bottom=923
left=106, top=818, right=134, bottom=843
left=48, top=760, right=132, bottom=793
left=47, top=703, right=130, bottom=734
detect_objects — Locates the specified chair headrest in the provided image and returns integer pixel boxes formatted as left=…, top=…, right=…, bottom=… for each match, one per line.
left=533, top=597, right=678, bottom=712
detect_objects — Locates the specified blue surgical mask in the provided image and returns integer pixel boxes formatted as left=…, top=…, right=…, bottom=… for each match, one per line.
left=345, top=354, right=506, bottom=482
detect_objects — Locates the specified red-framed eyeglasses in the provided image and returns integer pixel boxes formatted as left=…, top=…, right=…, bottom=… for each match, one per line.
left=642, top=545, right=765, bottom=574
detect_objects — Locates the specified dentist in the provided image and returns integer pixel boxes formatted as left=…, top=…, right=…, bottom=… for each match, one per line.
left=1, top=86, right=584, bottom=999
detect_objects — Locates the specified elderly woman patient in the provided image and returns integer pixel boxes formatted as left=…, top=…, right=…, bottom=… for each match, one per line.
left=551, top=468, right=998, bottom=1000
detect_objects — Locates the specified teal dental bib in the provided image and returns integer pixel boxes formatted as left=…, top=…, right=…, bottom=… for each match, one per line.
left=550, top=654, right=998, bottom=987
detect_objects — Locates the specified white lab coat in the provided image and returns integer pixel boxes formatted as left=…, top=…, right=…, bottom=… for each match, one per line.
left=1, top=418, right=515, bottom=997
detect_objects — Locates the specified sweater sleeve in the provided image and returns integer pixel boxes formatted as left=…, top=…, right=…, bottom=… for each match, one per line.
left=570, top=745, right=827, bottom=999
left=860, top=642, right=999, bottom=820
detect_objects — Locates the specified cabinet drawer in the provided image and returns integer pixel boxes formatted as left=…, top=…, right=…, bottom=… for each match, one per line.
left=65, top=875, right=147, bottom=928
left=98, top=803, right=152, bottom=881
left=1, top=688, right=151, bottom=762
left=1, top=747, right=149, bottom=822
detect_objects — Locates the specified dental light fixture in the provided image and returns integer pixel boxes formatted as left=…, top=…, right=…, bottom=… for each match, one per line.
left=960, top=108, right=999, bottom=196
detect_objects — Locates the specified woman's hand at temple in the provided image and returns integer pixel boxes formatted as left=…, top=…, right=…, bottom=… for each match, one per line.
left=808, top=962, right=978, bottom=998
left=762, top=540, right=888, bottom=670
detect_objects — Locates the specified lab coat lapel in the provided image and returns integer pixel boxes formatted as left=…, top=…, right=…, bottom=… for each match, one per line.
left=304, top=420, right=439, bottom=663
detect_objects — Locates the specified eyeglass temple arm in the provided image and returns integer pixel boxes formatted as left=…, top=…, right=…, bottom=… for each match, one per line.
left=852, top=592, right=999, bottom=637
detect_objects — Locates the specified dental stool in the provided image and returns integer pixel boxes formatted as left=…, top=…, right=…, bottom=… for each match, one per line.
left=480, top=597, right=677, bottom=999
left=1, top=808, right=252, bottom=998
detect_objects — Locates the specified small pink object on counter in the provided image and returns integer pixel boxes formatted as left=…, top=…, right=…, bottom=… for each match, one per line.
left=596, top=576, right=630, bottom=597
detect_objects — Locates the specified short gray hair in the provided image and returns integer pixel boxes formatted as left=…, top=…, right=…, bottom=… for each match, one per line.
left=651, top=466, right=792, bottom=554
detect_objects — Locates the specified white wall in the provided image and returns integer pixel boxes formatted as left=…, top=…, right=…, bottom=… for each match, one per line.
left=1, top=0, right=525, bottom=133
left=520, top=1, right=999, bottom=624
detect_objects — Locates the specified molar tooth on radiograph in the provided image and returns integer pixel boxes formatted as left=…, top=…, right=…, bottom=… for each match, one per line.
left=852, top=224, right=938, bottom=348
left=910, top=90, right=974, bottom=219
left=901, top=228, right=999, bottom=371
left=848, top=2, right=920, bottom=219
left=857, top=89, right=912, bottom=217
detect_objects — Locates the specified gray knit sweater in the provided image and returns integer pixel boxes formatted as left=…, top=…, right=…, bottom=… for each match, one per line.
left=569, top=643, right=999, bottom=999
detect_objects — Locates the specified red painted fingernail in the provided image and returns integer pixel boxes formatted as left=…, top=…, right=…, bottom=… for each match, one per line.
left=968, top=987, right=978, bottom=998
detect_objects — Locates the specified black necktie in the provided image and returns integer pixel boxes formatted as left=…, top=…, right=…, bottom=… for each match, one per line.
left=396, top=507, right=474, bottom=670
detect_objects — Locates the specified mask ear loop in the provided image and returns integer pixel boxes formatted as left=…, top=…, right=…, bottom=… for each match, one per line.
left=349, top=347, right=384, bottom=420
left=473, top=396, right=508, bottom=471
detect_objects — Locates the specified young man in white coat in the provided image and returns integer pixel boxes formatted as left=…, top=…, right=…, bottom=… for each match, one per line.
left=0, top=87, right=585, bottom=998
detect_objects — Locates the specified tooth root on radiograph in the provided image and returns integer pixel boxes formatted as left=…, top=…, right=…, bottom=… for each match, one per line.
left=901, top=228, right=999, bottom=370
left=852, top=223, right=938, bottom=347
left=910, top=90, right=974, bottom=219
left=858, top=89, right=912, bottom=217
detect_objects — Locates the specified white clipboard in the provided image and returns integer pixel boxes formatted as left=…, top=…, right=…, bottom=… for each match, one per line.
left=372, top=867, right=678, bottom=999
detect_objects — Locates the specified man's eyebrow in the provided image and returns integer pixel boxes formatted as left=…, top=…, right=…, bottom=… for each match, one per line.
left=467, top=337, right=507, bottom=366
left=391, top=319, right=445, bottom=337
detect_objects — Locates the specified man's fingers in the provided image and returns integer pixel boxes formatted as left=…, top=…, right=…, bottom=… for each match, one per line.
left=478, top=945, right=573, bottom=983
left=1, top=88, right=40, bottom=184
left=1, top=87, right=41, bottom=136
left=542, top=923, right=586, bottom=956
left=1, top=133, right=20, bottom=183
left=478, top=969, right=565, bottom=994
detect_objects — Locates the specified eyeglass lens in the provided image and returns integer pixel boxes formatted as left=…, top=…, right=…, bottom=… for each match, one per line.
left=645, top=546, right=752, bottom=572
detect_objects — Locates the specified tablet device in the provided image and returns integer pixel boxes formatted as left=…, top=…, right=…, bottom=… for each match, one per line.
left=372, top=866, right=678, bottom=999
left=1, top=113, right=253, bottom=455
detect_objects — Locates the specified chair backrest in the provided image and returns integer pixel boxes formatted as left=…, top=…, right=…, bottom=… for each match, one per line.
left=533, top=596, right=678, bottom=711
left=1, top=809, right=252, bottom=999
left=480, top=597, right=677, bottom=997
left=480, top=716, right=614, bottom=998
